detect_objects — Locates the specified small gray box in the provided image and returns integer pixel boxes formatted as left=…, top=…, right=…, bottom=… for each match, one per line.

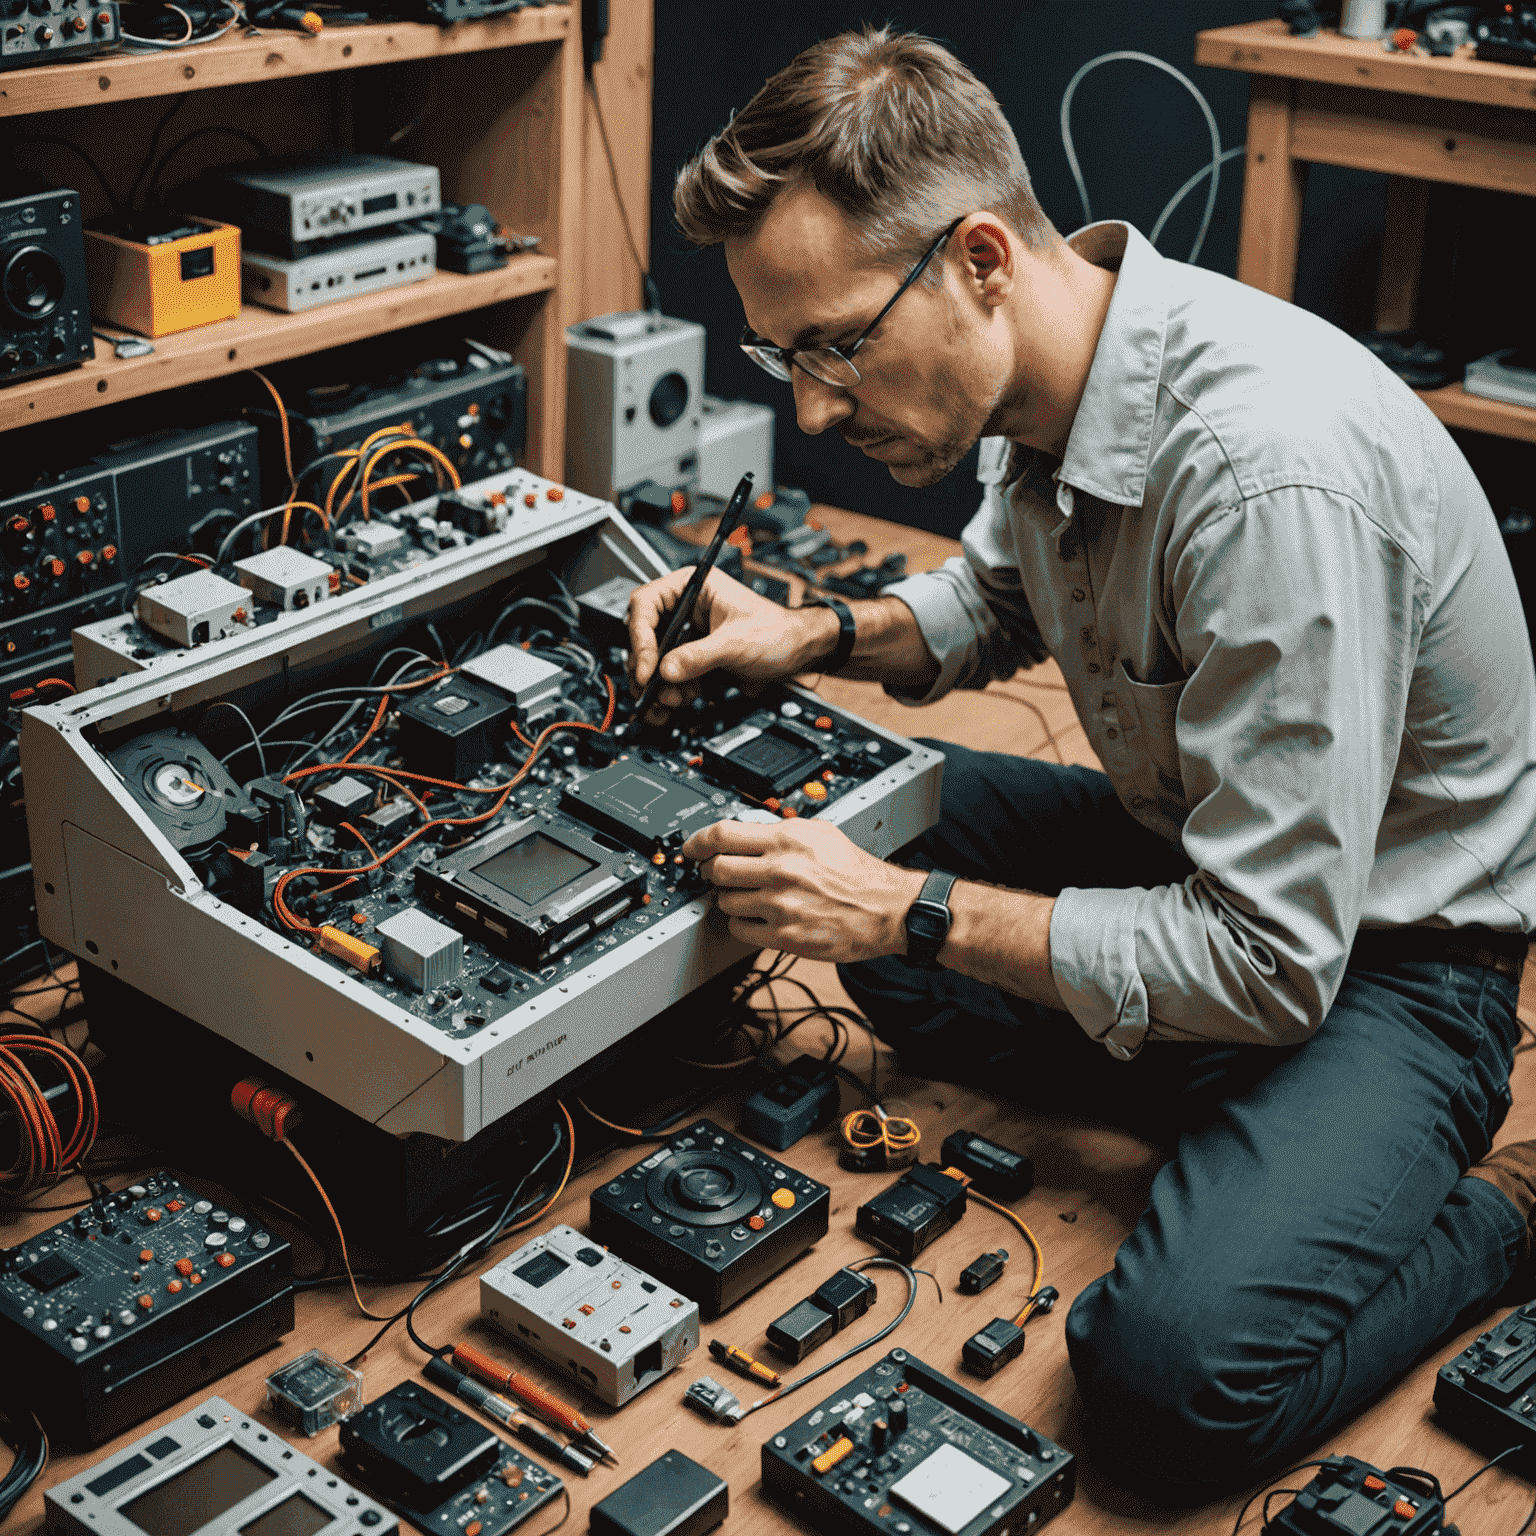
left=135, top=569, right=250, bottom=647
left=460, top=644, right=565, bottom=708
left=234, top=546, right=332, bottom=611
left=699, top=394, right=774, bottom=500
left=339, top=522, right=406, bottom=561
left=376, top=907, right=464, bottom=993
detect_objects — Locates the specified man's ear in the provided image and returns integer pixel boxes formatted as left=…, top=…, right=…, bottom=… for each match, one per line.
left=955, top=213, right=1014, bottom=309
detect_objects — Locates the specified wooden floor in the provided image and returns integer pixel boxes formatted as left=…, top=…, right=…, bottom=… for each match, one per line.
left=5, top=507, right=1535, bottom=1535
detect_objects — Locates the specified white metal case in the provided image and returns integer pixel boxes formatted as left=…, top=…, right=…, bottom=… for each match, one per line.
left=480, top=1224, right=699, bottom=1405
left=23, top=468, right=944, bottom=1147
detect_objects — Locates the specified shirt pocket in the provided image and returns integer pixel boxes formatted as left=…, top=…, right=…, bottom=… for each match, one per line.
left=1117, top=659, right=1189, bottom=822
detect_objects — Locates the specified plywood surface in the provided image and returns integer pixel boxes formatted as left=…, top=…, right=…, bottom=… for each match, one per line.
left=4, top=511, right=1534, bottom=1535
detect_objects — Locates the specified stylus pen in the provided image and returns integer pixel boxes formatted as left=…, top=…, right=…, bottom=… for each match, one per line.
left=626, top=470, right=755, bottom=728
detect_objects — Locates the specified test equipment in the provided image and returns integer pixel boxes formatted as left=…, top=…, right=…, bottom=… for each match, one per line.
left=240, top=229, right=436, bottom=314
left=0, top=181, right=95, bottom=388
left=1, top=0, right=117, bottom=68
left=83, top=217, right=241, bottom=338
left=1434, top=1300, right=1536, bottom=1471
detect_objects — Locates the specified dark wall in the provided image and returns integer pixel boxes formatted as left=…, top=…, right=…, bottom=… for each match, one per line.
left=648, top=1, right=1395, bottom=535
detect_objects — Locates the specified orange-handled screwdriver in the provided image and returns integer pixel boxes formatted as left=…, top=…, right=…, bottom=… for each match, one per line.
left=453, top=1343, right=618, bottom=1463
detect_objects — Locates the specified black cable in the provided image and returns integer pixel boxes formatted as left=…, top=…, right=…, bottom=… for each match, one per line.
left=124, top=95, right=190, bottom=215
left=0, top=1397, right=47, bottom=1523
left=1230, top=1463, right=1331, bottom=1535
left=145, top=126, right=270, bottom=210
left=584, top=73, right=659, bottom=312
left=12, top=137, right=123, bottom=218
left=1443, top=1443, right=1519, bottom=1500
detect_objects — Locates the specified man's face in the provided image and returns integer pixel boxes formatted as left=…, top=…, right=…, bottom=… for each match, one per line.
left=725, top=185, right=1015, bottom=489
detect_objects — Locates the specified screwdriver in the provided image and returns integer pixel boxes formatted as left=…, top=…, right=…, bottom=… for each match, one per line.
left=453, top=1343, right=618, bottom=1464
left=423, top=1359, right=596, bottom=1474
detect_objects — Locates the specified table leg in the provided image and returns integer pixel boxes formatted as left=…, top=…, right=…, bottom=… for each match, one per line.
left=1237, top=75, right=1308, bottom=301
left=1374, top=175, right=1430, bottom=334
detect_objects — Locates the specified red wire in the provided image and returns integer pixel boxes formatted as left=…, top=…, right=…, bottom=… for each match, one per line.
left=0, top=1037, right=99, bottom=1196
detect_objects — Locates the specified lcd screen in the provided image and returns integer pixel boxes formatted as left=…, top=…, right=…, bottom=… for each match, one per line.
left=239, top=1492, right=334, bottom=1536
left=120, top=1443, right=276, bottom=1536
left=473, top=832, right=595, bottom=906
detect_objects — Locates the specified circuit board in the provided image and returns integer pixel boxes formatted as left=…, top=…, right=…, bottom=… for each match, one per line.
left=761, top=1351, right=1073, bottom=1536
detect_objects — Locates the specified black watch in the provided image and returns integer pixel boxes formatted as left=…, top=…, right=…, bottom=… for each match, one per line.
left=805, top=594, right=857, bottom=673
left=904, top=868, right=957, bottom=970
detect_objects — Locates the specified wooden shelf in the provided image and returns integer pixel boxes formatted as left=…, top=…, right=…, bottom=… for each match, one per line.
left=1195, top=18, right=1536, bottom=113
left=0, top=3, right=569, bottom=117
left=0, top=253, right=556, bottom=430
left=1417, top=380, right=1536, bottom=444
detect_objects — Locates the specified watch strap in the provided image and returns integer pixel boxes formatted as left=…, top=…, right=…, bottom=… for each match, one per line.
left=806, top=594, right=857, bottom=674
left=905, top=868, right=958, bottom=969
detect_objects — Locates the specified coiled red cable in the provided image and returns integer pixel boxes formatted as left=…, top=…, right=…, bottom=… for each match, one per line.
left=0, top=1036, right=99, bottom=1197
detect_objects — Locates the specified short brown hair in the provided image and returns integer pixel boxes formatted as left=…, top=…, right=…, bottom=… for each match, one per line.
left=673, top=25, right=1058, bottom=283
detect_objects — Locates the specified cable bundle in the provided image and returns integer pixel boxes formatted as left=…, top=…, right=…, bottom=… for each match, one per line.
left=0, top=1035, right=99, bottom=1198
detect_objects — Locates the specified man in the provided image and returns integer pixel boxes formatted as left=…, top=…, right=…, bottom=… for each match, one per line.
left=625, top=25, right=1536, bottom=1504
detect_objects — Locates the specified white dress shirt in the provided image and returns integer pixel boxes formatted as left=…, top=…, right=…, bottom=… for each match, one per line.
left=882, top=220, right=1536, bottom=1058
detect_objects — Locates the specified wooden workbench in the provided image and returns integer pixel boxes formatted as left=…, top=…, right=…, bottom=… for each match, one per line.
left=1196, top=18, right=1536, bottom=445
left=5, top=507, right=1536, bottom=1535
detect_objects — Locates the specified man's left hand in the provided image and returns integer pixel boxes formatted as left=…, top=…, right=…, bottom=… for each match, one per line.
left=682, top=817, right=926, bottom=963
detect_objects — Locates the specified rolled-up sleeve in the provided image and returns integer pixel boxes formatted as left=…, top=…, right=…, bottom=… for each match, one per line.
left=1048, top=486, right=1428, bottom=1054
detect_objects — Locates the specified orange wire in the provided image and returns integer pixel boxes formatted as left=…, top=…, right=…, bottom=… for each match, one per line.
left=575, top=1096, right=645, bottom=1137
left=34, top=678, right=76, bottom=694
left=506, top=1101, right=576, bottom=1232
left=280, top=1136, right=394, bottom=1321
left=340, top=821, right=378, bottom=862
left=250, top=368, right=296, bottom=498
left=358, top=437, right=460, bottom=520
left=0, top=1036, right=98, bottom=1196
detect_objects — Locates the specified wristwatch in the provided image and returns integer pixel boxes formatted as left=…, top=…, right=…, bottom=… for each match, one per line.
left=904, top=868, right=958, bottom=969
left=804, top=594, right=857, bottom=674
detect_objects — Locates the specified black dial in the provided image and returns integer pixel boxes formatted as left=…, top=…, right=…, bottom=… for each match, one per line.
left=2, top=245, right=65, bottom=323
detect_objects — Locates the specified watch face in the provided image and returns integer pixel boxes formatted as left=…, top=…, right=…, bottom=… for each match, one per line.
left=906, top=901, right=950, bottom=943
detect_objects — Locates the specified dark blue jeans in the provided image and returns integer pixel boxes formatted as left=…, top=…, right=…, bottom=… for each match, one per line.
left=839, top=741, right=1525, bottom=1504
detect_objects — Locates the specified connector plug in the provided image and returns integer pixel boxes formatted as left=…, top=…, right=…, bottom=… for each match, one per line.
left=683, top=1376, right=744, bottom=1424
left=962, top=1318, right=1026, bottom=1377
left=958, top=1249, right=1008, bottom=1295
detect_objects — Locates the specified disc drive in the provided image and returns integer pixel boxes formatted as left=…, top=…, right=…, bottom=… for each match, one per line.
left=480, top=1224, right=700, bottom=1406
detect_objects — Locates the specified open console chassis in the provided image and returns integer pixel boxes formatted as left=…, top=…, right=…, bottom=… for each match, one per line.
left=20, top=467, right=944, bottom=1152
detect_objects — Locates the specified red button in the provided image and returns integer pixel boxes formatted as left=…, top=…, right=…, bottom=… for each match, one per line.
left=215, top=1252, right=236, bottom=1269
left=139, top=1249, right=153, bottom=1263
left=137, top=1294, right=153, bottom=1310
left=167, top=1280, right=182, bottom=1294
left=748, top=1215, right=765, bottom=1231
left=815, top=716, right=833, bottom=730
left=175, top=1258, right=193, bottom=1276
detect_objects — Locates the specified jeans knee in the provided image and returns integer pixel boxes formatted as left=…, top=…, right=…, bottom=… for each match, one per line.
left=1066, top=1275, right=1278, bottom=1503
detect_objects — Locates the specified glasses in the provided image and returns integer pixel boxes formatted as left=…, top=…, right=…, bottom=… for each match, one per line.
left=739, top=215, right=966, bottom=390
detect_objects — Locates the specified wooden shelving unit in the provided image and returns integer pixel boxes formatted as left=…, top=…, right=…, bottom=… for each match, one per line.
left=1417, top=381, right=1536, bottom=446
left=3, top=3, right=580, bottom=476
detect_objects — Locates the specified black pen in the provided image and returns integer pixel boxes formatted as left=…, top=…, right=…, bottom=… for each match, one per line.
left=627, top=471, right=754, bottom=728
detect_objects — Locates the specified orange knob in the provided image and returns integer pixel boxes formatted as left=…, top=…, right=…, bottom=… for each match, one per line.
left=73, top=496, right=90, bottom=514
left=39, top=504, right=55, bottom=522
left=75, top=549, right=93, bottom=566
left=100, top=544, right=117, bottom=562
left=546, top=487, right=563, bottom=501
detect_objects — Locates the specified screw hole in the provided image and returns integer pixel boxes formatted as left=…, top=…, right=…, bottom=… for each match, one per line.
left=305, top=1051, right=314, bottom=1061
left=96, top=380, right=107, bottom=392
left=342, top=42, right=351, bottom=54
left=111, top=959, right=118, bottom=970
left=85, top=940, right=99, bottom=954
left=183, top=64, right=194, bottom=77
left=44, top=882, right=54, bottom=894
left=1445, top=137, right=1456, bottom=151
left=228, top=348, right=238, bottom=361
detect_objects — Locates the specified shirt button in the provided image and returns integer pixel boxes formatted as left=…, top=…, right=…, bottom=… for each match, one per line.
left=1105, top=727, right=1119, bottom=740
left=1087, top=662, right=1100, bottom=674
left=1072, top=588, right=1086, bottom=602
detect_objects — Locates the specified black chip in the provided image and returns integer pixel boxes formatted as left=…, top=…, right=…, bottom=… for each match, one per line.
left=22, top=1253, right=80, bottom=1293
left=479, top=968, right=513, bottom=995
left=576, top=1247, right=604, bottom=1267
left=513, top=1248, right=569, bottom=1288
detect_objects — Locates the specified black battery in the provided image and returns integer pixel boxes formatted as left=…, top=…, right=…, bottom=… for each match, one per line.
left=854, top=1163, right=968, bottom=1263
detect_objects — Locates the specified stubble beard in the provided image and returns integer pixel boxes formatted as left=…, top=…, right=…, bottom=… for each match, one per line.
left=883, top=369, right=1011, bottom=489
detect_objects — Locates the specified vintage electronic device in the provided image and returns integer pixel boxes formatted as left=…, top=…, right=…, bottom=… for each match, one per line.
left=590, top=1450, right=727, bottom=1536
left=241, top=228, right=436, bottom=313
left=248, top=347, right=527, bottom=496
left=855, top=1164, right=968, bottom=1264
left=1434, top=1301, right=1536, bottom=1470
left=741, top=1055, right=841, bottom=1151
left=1259, top=1456, right=1444, bottom=1536
left=699, top=395, right=774, bottom=503
left=766, top=1267, right=879, bottom=1364
left=760, top=1350, right=1075, bottom=1536
left=0, top=1171, right=292, bottom=1446
left=0, top=180, right=95, bottom=388
left=958, top=1250, right=1008, bottom=1296
left=83, top=216, right=240, bottom=338
left=565, top=311, right=704, bottom=502
left=136, top=570, right=251, bottom=646
left=406, top=201, right=538, bottom=274
left=1, top=0, right=116, bottom=70
left=589, top=1120, right=831, bottom=1318
left=938, top=1129, right=1033, bottom=1201
left=45, top=1395, right=394, bottom=1536
left=263, top=1348, right=364, bottom=1436
left=24, top=464, right=941, bottom=1251
left=479, top=1222, right=699, bottom=1405
left=340, top=1380, right=562, bottom=1536
left=1465, top=347, right=1536, bottom=411
left=197, top=151, right=441, bottom=257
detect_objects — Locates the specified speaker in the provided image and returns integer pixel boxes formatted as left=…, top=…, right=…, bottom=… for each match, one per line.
left=565, top=311, right=704, bottom=501
left=0, top=180, right=95, bottom=387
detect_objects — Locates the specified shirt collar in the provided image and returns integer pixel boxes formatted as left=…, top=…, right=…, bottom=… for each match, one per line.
left=1048, top=220, right=1168, bottom=511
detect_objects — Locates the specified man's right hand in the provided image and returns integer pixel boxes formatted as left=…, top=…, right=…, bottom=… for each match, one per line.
left=626, top=567, right=836, bottom=721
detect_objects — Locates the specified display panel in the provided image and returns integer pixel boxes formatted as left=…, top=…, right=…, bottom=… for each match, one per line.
left=239, top=1492, right=334, bottom=1536
left=120, top=1443, right=276, bottom=1536
left=472, top=833, right=596, bottom=906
